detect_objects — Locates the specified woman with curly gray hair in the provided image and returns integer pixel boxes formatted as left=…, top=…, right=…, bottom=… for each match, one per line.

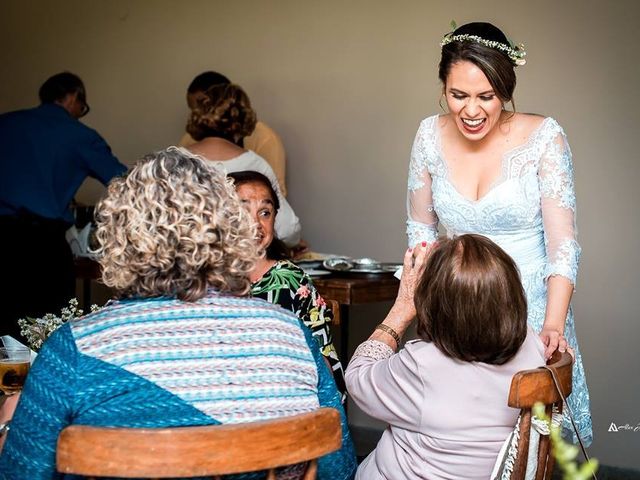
left=96, top=146, right=257, bottom=301
left=0, top=147, right=357, bottom=479
left=185, top=83, right=302, bottom=248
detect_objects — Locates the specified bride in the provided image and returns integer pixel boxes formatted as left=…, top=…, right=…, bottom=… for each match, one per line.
left=405, top=21, right=592, bottom=444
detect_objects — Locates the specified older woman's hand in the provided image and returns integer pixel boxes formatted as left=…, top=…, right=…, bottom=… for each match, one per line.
left=384, top=243, right=431, bottom=329
left=395, top=243, right=430, bottom=313
left=366, top=243, right=432, bottom=350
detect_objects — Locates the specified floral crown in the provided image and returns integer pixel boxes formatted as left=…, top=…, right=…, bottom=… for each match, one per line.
left=440, top=24, right=527, bottom=66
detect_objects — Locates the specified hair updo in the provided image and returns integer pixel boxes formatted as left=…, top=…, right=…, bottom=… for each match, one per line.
left=186, top=83, right=257, bottom=144
left=439, top=22, right=517, bottom=108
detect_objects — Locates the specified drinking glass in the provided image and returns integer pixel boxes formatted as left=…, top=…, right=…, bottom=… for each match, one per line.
left=0, top=347, right=31, bottom=396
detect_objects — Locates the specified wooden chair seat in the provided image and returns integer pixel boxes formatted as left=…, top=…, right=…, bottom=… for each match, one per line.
left=56, top=407, right=342, bottom=479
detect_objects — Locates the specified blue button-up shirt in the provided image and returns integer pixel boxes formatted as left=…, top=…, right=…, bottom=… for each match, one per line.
left=0, top=103, right=127, bottom=223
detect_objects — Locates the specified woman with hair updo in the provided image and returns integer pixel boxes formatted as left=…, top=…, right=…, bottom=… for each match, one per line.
left=184, top=83, right=302, bottom=248
left=0, top=148, right=356, bottom=479
left=346, top=235, right=546, bottom=479
left=228, top=170, right=347, bottom=402
left=405, top=21, right=592, bottom=443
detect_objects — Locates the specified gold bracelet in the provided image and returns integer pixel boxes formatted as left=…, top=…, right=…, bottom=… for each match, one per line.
left=375, top=323, right=401, bottom=345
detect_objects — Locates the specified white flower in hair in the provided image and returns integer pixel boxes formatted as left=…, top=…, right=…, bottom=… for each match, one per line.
left=440, top=31, right=527, bottom=67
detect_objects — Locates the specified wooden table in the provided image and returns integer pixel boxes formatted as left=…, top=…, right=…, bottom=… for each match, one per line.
left=313, top=274, right=399, bottom=361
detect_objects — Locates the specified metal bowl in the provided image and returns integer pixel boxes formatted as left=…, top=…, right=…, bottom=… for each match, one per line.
left=353, top=257, right=381, bottom=270
left=322, top=257, right=355, bottom=272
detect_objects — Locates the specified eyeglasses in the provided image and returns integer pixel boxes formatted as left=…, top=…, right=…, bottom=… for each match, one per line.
left=76, top=89, right=90, bottom=117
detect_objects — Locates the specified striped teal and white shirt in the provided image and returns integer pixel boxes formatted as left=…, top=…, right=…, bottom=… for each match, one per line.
left=0, top=290, right=356, bottom=479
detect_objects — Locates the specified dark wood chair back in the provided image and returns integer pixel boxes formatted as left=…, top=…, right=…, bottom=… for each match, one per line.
left=56, top=407, right=342, bottom=479
left=507, top=350, right=573, bottom=480
left=325, top=299, right=341, bottom=327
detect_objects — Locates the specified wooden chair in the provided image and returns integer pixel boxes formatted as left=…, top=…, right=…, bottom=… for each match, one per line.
left=506, top=350, right=573, bottom=480
left=324, top=298, right=347, bottom=383
left=325, top=299, right=341, bottom=327
left=56, top=407, right=342, bottom=479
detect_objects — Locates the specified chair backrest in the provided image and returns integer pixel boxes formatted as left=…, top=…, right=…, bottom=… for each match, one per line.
left=56, top=407, right=342, bottom=479
left=507, top=350, right=573, bottom=480
left=325, top=299, right=341, bottom=327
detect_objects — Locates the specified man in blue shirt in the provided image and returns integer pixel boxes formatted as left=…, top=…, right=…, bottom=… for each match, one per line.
left=0, top=72, right=127, bottom=340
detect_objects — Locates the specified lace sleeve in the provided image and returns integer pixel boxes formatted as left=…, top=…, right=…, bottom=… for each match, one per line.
left=407, top=119, right=439, bottom=247
left=352, top=340, right=394, bottom=361
left=538, top=122, right=581, bottom=285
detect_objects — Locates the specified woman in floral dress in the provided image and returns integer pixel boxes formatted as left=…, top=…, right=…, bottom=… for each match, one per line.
left=229, top=171, right=347, bottom=400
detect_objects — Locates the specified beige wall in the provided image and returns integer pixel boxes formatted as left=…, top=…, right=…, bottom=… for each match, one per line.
left=2, top=0, right=639, bottom=469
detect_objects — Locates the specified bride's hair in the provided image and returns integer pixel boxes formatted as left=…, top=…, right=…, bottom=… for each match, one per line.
left=439, top=22, right=518, bottom=111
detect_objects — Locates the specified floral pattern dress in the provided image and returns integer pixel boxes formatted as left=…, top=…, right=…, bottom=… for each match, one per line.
left=251, top=260, right=347, bottom=401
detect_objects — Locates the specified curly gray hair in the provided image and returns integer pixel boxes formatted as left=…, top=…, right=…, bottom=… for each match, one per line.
left=94, top=146, right=259, bottom=301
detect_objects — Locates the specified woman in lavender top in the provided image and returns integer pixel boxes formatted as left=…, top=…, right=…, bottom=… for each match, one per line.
left=347, top=235, right=545, bottom=479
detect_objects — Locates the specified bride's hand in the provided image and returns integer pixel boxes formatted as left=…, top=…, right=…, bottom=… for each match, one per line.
left=539, top=327, right=568, bottom=360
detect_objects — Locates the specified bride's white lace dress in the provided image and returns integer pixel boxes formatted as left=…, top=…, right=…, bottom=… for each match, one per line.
left=406, top=115, right=593, bottom=444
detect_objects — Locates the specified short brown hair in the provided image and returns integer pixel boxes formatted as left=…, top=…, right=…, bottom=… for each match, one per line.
left=415, top=234, right=527, bottom=365
left=186, top=83, right=257, bottom=144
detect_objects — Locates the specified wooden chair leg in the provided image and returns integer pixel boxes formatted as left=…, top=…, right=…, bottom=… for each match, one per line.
left=536, top=436, right=550, bottom=480
left=512, top=410, right=532, bottom=478
left=303, top=459, right=317, bottom=480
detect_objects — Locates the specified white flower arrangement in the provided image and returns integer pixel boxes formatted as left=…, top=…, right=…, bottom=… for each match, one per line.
left=17, top=298, right=100, bottom=351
